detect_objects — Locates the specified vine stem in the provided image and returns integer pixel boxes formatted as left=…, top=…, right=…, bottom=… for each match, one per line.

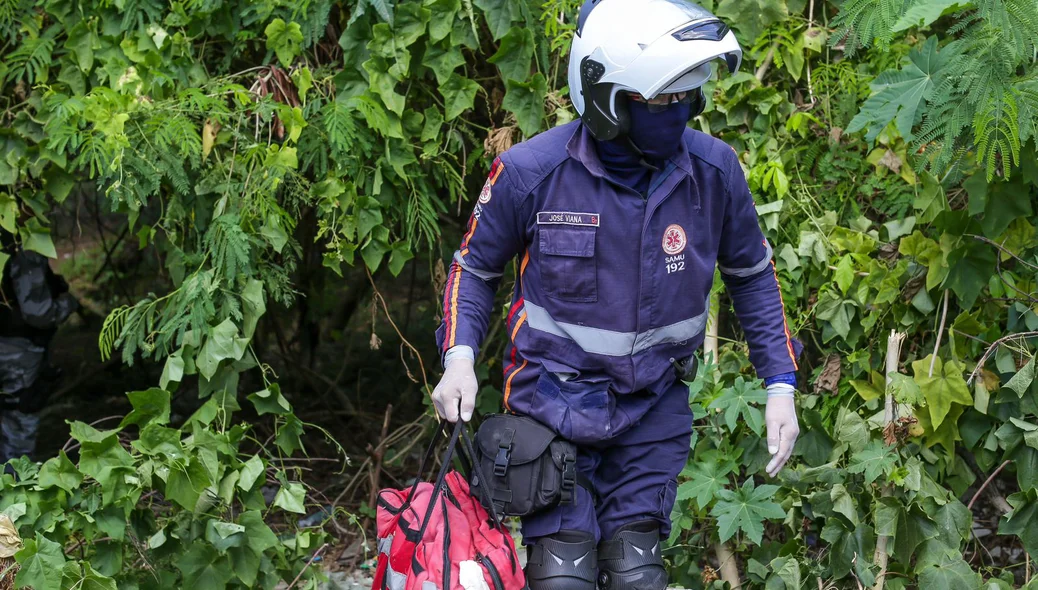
left=967, top=460, right=1011, bottom=511
left=286, top=543, right=329, bottom=589
left=874, top=330, right=906, bottom=590
left=755, top=41, right=780, bottom=83
left=929, top=290, right=949, bottom=378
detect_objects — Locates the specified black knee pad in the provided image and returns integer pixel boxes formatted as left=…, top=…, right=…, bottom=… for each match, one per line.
left=597, top=521, right=667, bottom=590
left=525, top=530, right=598, bottom=590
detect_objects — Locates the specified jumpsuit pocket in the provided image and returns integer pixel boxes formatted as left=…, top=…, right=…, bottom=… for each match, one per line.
left=538, top=227, right=597, bottom=302
left=532, top=370, right=615, bottom=445
left=658, top=479, right=678, bottom=521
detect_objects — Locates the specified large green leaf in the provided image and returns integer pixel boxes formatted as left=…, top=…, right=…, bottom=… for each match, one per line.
left=912, top=356, right=971, bottom=429
left=423, top=43, right=466, bottom=86
left=38, top=451, right=84, bottom=492
left=710, top=480, right=785, bottom=544
left=473, top=0, right=520, bottom=40
left=848, top=440, right=897, bottom=485
left=944, top=241, right=997, bottom=309
left=440, top=73, right=480, bottom=121
left=848, top=37, right=952, bottom=142
left=1000, top=490, right=1038, bottom=557
left=982, top=179, right=1034, bottom=238
left=488, top=27, right=534, bottom=84
left=917, top=556, right=983, bottom=590
left=893, top=0, right=969, bottom=31
left=165, top=459, right=213, bottom=510
left=424, top=0, right=460, bottom=42
left=177, top=542, right=234, bottom=590
left=15, top=534, right=66, bottom=590
left=121, top=387, right=171, bottom=427
left=502, top=74, right=547, bottom=136
left=707, top=377, right=767, bottom=435
left=677, top=453, right=735, bottom=510
left=264, top=18, right=302, bottom=68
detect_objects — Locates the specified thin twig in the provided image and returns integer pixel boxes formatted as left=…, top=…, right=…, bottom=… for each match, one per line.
left=967, top=332, right=1038, bottom=385
left=968, top=460, right=1012, bottom=511
left=286, top=543, right=329, bottom=589
left=367, top=404, right=394, bottom=512
left=968, top=234, right=1038, bottom=270
left=755, top=41, right=779, bottom=82
left=930, top=290, right=949, bottom=378
left=365, top=268, right=429, bottom=391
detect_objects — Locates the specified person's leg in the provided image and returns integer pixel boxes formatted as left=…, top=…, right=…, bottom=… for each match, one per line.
left=593, top=379, right=694, bottom=590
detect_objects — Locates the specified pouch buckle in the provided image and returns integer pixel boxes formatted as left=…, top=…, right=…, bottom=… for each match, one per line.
left=494, top=444, right=511, bottom=477
left=560, top=454, right=576, bottom=503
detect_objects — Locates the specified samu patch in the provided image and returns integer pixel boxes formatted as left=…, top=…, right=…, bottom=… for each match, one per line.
left=479, top=158, right=505, bottom=204
left=536, top=212, right=600, bottom=227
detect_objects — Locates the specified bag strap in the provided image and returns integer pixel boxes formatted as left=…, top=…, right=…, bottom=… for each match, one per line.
left=415, top=420, right=463, bottom=540
left=396, top=421, right=448, bottom=515
left=458, top=426, right=504, bottom=530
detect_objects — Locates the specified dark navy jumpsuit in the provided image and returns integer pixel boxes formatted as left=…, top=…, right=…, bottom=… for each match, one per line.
left=436, top=121, right=799, bottom=542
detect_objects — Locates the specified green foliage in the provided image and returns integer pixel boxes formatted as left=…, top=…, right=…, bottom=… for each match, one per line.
left=2, top=0, right=1037, bottom=587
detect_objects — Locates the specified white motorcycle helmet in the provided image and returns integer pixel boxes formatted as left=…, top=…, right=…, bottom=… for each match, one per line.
left=568, top=0, right=743, bottom=141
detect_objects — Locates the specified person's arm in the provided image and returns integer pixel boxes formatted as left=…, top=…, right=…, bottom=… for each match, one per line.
left=9, top=251, right=75, bottom=330
left=432, top=158, right=527, bottom=421
left=716, top=149, right=800, bottom=476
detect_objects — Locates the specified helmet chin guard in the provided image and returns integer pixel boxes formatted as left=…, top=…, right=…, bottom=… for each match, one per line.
left=569, top=0, right=742, bottom=141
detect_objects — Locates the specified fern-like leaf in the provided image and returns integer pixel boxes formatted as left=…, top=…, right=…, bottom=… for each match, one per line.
left=974, top=89, right=1021, bottom=179
left=3, top=25, right=57, bottom=85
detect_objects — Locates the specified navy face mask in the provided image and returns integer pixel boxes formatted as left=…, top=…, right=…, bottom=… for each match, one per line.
left=625, top=98, right=692, bottom=161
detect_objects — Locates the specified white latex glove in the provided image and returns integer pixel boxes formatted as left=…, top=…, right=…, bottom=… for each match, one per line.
left=764, top=384, right=799, bottom=477
left=431, top=348, right=478, bottom=422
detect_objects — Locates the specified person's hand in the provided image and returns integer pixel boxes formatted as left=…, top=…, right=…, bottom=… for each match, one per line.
left=764, top=384, right=799, bottom=477
left=431, top=357, right=478, bottom=422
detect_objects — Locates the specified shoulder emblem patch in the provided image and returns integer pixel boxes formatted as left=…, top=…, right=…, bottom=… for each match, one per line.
left=662, top=224, right=687, bottom=255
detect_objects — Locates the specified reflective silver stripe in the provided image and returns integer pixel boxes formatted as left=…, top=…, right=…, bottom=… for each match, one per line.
left=454, top=251, right=503, bottom=281
left=718, top=241, right=774, bottom=277
left=523, top=301, right=707, bottom=357
left=422, top=582, right=439, bottom=590
left=632, top=310, right=709, bottom=353
left=387, top=564, right=408, bottom=590
left=378, top=534, right=394, bottom=555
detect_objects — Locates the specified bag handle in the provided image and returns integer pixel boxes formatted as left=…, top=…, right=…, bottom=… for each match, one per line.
left=458, top=426, right=504, bottom=529
left=415, top=420, right=464, bottom=540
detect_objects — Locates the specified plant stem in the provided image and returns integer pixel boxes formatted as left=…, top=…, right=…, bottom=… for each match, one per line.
left=874, top=330, right=905, bottom=590
left=929, top=290, right=949, bottom=377
left=968, top=460, right=1011, bottom=511
left=714, top=541, right=742, bottom=590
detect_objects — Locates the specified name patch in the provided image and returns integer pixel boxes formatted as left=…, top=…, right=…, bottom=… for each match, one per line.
left=536, top=212, right=600, bottom=227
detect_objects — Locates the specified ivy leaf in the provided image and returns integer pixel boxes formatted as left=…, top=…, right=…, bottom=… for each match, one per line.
left=273, top=481, right=307, bottom=514
left=247, top=384, right=291, bottom=416
left=711, top=480, right=785, bottom=544
left=829, top=483, right=858, bottom=525
left=944, top=240, right=995, bottom=309
left=165, top=459, right=213, bottom=510
left=707, top=377, right=767, bottom=435
left=982, top=179, right=1033, bottom=238
left=159, top=353, right=184, bottom=391
left=847, top=36, right=951, bottom=142
left=238, top=455, right=265, bottom=492
left=1006, top=357, right=1037, bottom=397
left=439, top=73, right=480, bottom=121
left=423, top=43, right=466, bottom=86
left=488, top=27, right=534, bottom=84
left=912, top=356, right=971, bottom=428
left=38, top=451, right=84, bottom=492
left=814, top=291, right=855, bottom=341
left=392, top=4, right=431, bottom=47
left=21, top=219, right=57, bottom=258
left=196, top=319, right=248, bottom=381
left=913, top=171, right=947, bottom=224
left=363, top=59, right=406, bottom=115
left=888, top=372, right=925, bottom=406
left=241, top=279, right=266, bottom=341
left=834, top=254, right=854, bottom=294
left=177, top=541, right=233, bottom=590
left=677, top=458, right=734, bottom=510
left=15, top=533, right=66, bottom=590
left=421, top=106, right=444, bottom=142
left=917, top=556, right=983, bottom=590
left=121, top=387, right=171, bottom=428
left=848, top=440, right=897, bottom=485
left=264, top=19, right=303, bottom=68
left=835, top=406, right=869, bottom=452
left=473, top=0, right=520, bottom=39
left=1000, top=490, right=1038, bottom=557
left=502, top=74, right=547, bottom=137
left=425, top=0, right=460, bottom=42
